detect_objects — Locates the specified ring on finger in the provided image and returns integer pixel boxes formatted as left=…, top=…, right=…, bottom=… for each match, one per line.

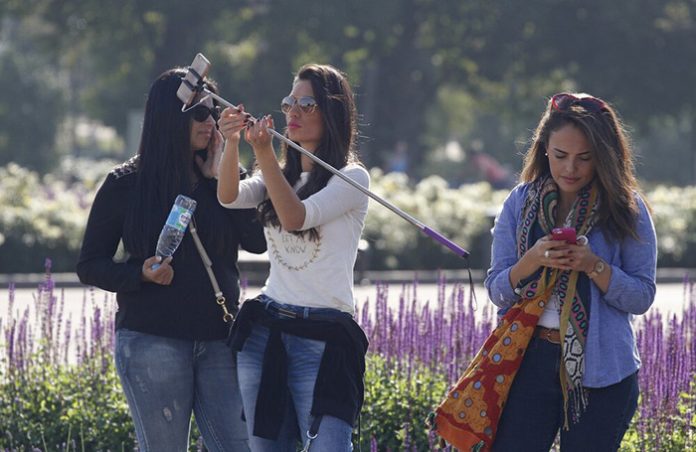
left=544, top=250, right=550, bottom=259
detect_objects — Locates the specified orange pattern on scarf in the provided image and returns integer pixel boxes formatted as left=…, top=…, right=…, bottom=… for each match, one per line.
left=433, top=273, right=555, bottom=451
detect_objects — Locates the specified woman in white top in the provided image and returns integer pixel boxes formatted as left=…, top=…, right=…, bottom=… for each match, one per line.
left=217, top=64, right=369, bottom=451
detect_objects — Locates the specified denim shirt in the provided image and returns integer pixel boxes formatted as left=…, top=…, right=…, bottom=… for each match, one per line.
left=484, top=183, right=657, bottom=388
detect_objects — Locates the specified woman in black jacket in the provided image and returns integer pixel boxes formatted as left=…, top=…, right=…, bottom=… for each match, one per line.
left=77, top=69, right=266, bottom=452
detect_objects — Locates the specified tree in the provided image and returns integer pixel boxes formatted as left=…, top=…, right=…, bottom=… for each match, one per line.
left=0, top=16, right=63, bottom=172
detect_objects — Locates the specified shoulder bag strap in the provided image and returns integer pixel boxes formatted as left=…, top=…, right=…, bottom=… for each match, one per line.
left=190, top=216, right=235, bottom=323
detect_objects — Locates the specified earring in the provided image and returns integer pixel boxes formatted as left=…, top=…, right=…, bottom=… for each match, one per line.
left=544, top=152, right=548, bottom=156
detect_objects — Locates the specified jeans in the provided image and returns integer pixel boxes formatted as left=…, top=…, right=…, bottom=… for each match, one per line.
left=236, top=298, right=353, bottom=451
left=492, top=336, right=639, bottom=452
left=115, top=329, right=249, bottom=452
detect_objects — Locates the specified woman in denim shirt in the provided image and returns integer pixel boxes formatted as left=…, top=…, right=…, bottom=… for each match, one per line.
left=485, top=93, right=657, bottom=451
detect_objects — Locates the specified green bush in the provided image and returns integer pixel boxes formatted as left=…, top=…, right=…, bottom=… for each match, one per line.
left=362, top=169, right=508, bottom=270
left=359, top=355, right=450, bottom=451
left=0, top=348, right=134, bottom=450
left=619, top=375, right=696, bottom=452
left=645, top=185, right=696, bottom=267
left=1, top=161, right=695, bottom=272
left=0, top=162, right=106, bottom=273
left=6, top=342, right=690, bottom=451
left=0, top=349, right=208, bottom=451
left=0, top=350, right=448, bottom=451
left=1, top=273, right=694, bottom=450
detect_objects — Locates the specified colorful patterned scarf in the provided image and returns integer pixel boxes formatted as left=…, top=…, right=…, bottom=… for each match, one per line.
left=432, top=176, right=599, bottom=451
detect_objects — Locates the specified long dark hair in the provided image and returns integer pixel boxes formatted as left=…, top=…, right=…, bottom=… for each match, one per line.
left=122, top=69, right=225, bottom=257
left=520, top=93, right=643, bottom=240
left=258, top=64, right=360, bottom=240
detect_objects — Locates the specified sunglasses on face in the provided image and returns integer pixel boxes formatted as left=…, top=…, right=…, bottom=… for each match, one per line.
left=551, top=93, right=607, bottom=113
left=189, top=104, right=221, bottom=122
left=280, top=95, right=318, bottom=114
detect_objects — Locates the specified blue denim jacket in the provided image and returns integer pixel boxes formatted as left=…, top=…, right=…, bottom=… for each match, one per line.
left=484, top=183, right=657, bottom=388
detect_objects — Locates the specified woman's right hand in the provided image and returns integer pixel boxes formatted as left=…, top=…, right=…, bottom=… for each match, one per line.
left=141, top=256, right=174, bottom=285
left=510, top=235, right=571, bottom=289
left=217, top=105, right=250, bottom=144
left=530, top=235, right=572, bottom=270
left=245, top=115, right=275, bottom=154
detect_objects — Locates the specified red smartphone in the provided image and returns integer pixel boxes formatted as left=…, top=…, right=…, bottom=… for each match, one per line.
left=551, top=227, right=576, bottom=244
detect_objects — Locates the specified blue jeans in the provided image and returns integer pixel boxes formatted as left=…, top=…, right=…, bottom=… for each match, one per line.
left=492, top=336, right=639, bottom=452
left=115, top=329, right=249, bottom=452
left=236, top=298, right=353, bottom=451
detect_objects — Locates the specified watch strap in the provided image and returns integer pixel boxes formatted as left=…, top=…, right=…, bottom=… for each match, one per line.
left=588, top=259, right=605, bottom=279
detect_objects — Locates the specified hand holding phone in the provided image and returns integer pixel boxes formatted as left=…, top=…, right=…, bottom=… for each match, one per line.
left=551, top=227, right=576, bottom=244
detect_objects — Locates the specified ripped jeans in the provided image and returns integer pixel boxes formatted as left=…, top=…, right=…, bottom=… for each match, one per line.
left=115, top=329, right=249, bottom=452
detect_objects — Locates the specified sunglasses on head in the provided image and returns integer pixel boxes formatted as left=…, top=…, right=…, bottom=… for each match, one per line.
left=551, top=93, right=607, bottom=113
left=189, top=104, right=221, bottom=122
left=280, top=95, right=318, bottom=114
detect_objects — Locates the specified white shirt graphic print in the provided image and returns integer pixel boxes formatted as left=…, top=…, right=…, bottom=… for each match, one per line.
left=267, top=227, right=322, bottom=271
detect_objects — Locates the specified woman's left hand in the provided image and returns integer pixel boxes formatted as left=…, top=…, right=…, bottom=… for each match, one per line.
left=565, top=241, right=597, bottom=274
left=196, top=128, right=224, bottom=179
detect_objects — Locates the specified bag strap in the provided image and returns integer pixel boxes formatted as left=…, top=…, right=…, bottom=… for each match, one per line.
left=190, top=216, right=235, bottom=323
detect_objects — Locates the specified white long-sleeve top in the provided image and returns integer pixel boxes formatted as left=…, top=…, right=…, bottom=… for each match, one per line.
left=220, top=164, right=369, bottom=314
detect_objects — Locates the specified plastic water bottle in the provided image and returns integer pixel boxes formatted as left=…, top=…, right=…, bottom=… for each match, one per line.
left=152, top=195, right=197, bottom=269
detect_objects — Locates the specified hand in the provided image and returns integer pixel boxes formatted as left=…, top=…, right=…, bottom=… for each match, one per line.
left=195, top=128, right=224, bottom=179
left=217, top=105, right=250, bottom=144
left=141, top=256, right=174, bottom=285
left=531, top=235, right=573, bottom=271
left=245, top=115, right=274, bottom=154
left=564, top=242, right=598, bottom=274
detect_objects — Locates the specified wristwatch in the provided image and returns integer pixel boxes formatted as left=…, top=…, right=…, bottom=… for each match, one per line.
left=587, top=259, right=606, bottom=279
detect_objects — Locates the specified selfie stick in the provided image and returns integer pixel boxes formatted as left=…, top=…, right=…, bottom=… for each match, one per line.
left=177, top=53, right=469, bottom=259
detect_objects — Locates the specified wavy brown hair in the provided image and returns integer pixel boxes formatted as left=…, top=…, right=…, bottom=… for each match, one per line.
left=520, top=93, right=645, bottom=241
left=257, top=63, right=360, bottom=240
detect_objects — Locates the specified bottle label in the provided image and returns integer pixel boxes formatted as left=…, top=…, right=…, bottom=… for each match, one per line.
left=165, top=206, right=193, bottom=232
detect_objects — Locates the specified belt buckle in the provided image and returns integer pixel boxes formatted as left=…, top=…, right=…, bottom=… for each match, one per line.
left=544, top=328, right=560, bottom=344
left=275, top=307, right=298, bottom=319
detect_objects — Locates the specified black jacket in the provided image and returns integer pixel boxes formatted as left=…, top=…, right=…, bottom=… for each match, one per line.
left=228, top=298, right=369, bottom=439
left=76, top=158, right=267, bottom=340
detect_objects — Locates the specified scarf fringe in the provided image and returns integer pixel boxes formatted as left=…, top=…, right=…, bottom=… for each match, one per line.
left=563, top=382, right=589, bottom=429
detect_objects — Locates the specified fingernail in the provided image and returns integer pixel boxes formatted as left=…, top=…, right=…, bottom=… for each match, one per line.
left=156, top=256, right=162, bottom=262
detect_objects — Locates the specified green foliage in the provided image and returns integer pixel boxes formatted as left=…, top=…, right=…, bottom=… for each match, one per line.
left=0, top=34, right=63, bottom=172
left=363, top=169, right=508, bottom=269
left=0, top=162, right=105, bottom=273
left=0, top=341, right=449, bottom=451
left=0, top=348, right=134, bottom=450
left=619, top=380, right=696, bottom=451
left=0, top=351, right=207, bottom=450
left=2, top=161, right=696, bottom=272
left=4, top=1, right=696, bottom=182
left=646, top=185, right=696, bottom=267
left=1, top=288, right=694, bottom=450
left=352, top=355, right=451, bottom=451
